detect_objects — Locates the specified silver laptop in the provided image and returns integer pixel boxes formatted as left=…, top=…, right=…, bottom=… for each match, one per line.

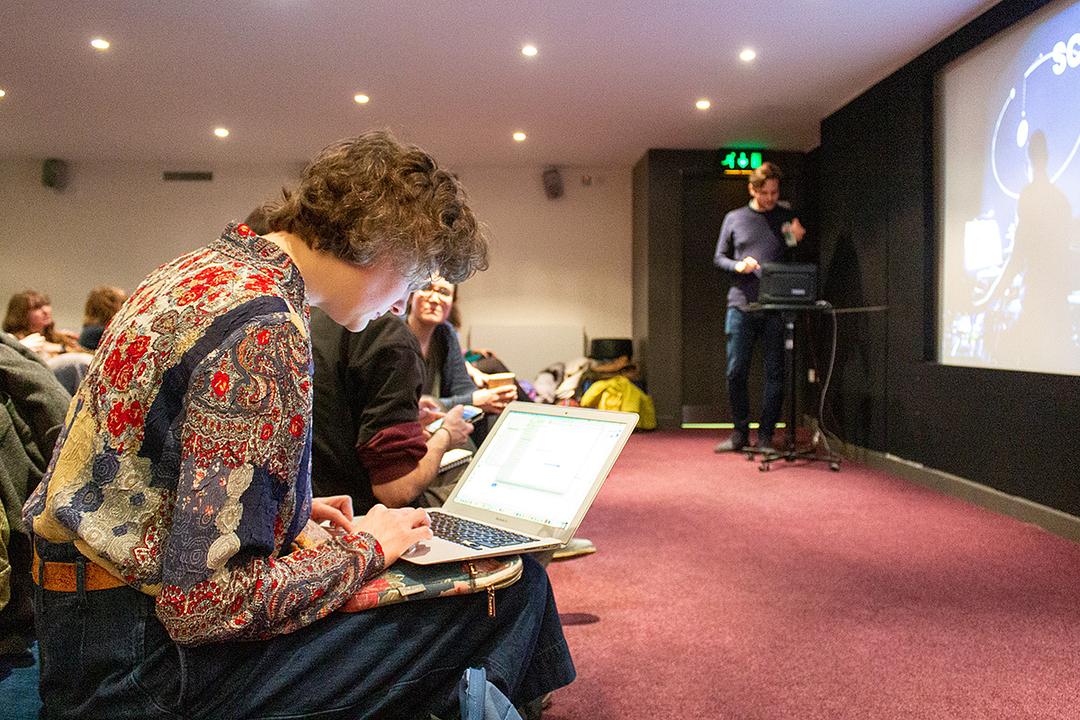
left=402, top=402, right=638, bottom=565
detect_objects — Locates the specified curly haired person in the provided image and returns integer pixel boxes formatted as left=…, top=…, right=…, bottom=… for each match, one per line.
left=25, top=131, right=574, bottom=720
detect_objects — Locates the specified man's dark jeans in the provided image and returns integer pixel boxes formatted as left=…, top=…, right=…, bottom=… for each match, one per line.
left=724, top=306, right=784, bottom=442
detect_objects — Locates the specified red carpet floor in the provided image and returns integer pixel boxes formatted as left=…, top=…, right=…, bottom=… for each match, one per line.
left=544, top=430, right=1080, bottom=719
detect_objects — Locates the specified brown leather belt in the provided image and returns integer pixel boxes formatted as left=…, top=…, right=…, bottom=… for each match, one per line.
left=32, top=546, right=127, bottom=592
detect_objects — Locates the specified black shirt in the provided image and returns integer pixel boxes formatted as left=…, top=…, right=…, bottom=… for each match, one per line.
left=310, top=310, right=426, bottom=512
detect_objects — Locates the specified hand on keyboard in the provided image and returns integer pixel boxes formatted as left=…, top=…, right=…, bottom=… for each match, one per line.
left=351, top=504, right=433, bottom=565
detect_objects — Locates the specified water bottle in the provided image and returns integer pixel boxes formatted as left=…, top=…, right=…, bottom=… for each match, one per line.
left=782, top=222, right=797, bottom=247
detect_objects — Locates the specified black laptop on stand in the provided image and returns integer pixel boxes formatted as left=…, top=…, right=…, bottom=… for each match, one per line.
left=758, top=262, right=818, bottom=305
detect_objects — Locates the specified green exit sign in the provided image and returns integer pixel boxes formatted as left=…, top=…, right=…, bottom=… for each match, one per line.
left=720, top=149, right=763, bottom=174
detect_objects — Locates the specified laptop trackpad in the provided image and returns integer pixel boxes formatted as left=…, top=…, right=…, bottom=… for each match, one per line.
left=402, top=542, right=432, bottom=559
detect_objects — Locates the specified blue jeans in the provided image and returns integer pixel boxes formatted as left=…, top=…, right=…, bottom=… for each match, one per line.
left=724, top=307, right=785, bottom=441
left=32, top=542, right=574, bottom=719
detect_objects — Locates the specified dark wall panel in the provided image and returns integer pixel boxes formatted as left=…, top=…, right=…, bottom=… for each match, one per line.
left=633, top=150, right=721, bottom=427
left=816, top=0, right=1080, bottom=515
left=632, top=157, right=651, bottom=396
left=812, top=101, right=892, bottom=450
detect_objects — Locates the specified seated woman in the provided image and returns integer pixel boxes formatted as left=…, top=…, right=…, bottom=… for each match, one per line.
left=77, top=285, right=127, bottom=351
left=406, top=276, right=517, bottom=417
left=2, top=290, right=82, bottom=360
left=23, top=131, right=573, bottom=720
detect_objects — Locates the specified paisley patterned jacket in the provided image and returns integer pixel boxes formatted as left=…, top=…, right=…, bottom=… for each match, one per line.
left=24, top=223, right=385, bottom=645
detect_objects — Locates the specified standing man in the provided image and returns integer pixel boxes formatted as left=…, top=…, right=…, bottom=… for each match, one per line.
left=713, top=162, right=805, bottom=453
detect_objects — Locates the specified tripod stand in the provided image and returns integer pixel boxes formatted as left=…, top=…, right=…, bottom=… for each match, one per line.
left=743, top=301, right=841, bottom=472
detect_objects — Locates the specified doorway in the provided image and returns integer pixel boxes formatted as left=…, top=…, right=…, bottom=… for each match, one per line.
left=679, top=170, right=769, bottom=425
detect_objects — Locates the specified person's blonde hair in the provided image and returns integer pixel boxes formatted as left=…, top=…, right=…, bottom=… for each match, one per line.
left=748, top=161, right=783, bottom=191
left=263, top=130, right=488, bottom=285
left=83, top=286, right=127, bottom=326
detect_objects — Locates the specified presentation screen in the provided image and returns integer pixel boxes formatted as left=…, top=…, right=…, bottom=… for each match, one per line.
left=936, top=0, right=1080, bottom=375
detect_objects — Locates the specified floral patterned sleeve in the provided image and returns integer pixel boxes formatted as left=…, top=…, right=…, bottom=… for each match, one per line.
left=153, top=314, right=384, bottom=645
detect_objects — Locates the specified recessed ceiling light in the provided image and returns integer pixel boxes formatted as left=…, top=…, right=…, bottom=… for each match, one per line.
left=91, top=38, right=111, bottom=51
left=0, top=89, right=6, bottom=99
left=739, top=48, right=757, bottom=63
left=521, top=44, right=538, bottom=57
left=695, top=99, right=711, bottom=111
left=353, top=93, right=370, bottom=104
left=512, top=131, right=527, bottom=142
left=213, top=127, right=230, bottom=138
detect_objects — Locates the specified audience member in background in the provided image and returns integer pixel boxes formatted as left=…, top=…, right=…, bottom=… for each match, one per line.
left=447, top=287, right=534, bottom=401
left=23, top=131, right=573, bottom=720
left=77, top=285, right=127, bottom=351
left=713, top=161, right=805, bottom=454
left=406, top=276, right=517, bottom=416
left=437, top=283, right=596, bottom=563
left=310, top=308, right=474, bottom=512
left=2, top=290, right=82, bottom=360
left=0, top=332, right=70, bottom=680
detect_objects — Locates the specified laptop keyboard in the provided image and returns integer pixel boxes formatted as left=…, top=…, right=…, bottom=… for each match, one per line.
left=428, top=511, right=535, bottom=550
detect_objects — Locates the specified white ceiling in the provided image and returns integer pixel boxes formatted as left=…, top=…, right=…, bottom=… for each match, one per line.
left=0, top=0, right=1001, bottom=168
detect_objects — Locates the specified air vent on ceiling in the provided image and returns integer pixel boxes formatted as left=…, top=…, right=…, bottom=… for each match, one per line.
left=162, top=171, right=213, bottom=182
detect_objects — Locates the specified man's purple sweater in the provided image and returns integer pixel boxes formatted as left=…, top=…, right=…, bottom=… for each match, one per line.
left=714, top=203, right=796, bottom=308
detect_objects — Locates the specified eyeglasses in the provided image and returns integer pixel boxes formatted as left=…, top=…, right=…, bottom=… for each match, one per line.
left=417, top=284, right=454, bottom=299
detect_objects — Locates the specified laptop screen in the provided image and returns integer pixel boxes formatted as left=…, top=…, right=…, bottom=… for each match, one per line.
left=452, top=408, right=629, bottom=528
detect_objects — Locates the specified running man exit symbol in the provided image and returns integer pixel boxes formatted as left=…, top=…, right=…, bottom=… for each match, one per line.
left=720, top=149, right=763, bottom=173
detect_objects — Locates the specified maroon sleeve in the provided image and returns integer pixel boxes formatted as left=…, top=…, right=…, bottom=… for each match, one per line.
left=356, top=421, right=428, bottom=486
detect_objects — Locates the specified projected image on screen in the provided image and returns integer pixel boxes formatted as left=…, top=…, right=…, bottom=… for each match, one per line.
left=937, top=0, right=1080, bottom=375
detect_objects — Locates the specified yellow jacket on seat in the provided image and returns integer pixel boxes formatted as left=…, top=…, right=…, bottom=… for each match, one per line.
left=580, top=375, right=656, bottom=429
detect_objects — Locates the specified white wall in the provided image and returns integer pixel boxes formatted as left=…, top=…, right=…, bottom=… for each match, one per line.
left=1, top=158, right=632, bottom=351
left=1, top=158, right=298, bottom=330
left=453, top=165, right=633, bottom=343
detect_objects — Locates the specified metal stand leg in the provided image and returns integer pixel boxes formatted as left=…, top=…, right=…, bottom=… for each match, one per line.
left=755, top=310, right=842, bottom=473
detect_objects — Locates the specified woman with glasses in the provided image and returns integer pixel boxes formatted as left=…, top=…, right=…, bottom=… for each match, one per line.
left=406, top=277, right=518, bottom=417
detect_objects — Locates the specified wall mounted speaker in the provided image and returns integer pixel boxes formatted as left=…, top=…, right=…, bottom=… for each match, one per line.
left=41, top=158, right=69, bottom=190
left=542, top=166, right=563, bottom=199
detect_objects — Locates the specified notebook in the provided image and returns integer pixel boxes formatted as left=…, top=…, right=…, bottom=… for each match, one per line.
left=401, top=402, right=638, bottom=564
left=438, top=447, right=474, bottom=473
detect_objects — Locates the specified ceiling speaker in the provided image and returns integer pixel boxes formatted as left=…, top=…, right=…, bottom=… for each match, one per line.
left=41, top=158, right=69, bottom=190
left=542, top=166, right=563, bottom=200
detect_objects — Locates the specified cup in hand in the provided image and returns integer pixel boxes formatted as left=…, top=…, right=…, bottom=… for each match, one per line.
left=781, top=222, right=797, bottom=248
left=485, top=372, right=516, bottom=388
